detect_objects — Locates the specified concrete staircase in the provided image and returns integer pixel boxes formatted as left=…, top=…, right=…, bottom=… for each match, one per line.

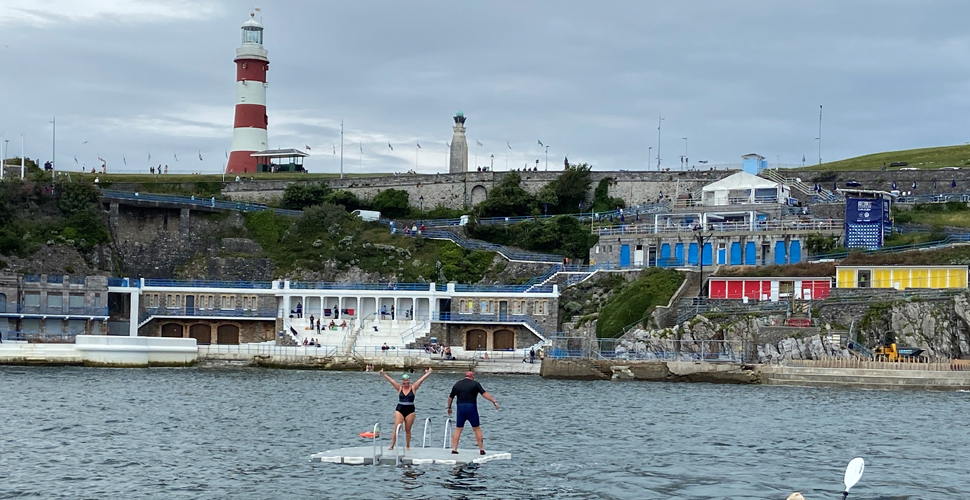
left=761, top=365, right=970, bottom=390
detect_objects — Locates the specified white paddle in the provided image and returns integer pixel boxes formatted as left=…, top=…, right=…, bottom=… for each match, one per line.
left=842, top=457, right=865, bottom=499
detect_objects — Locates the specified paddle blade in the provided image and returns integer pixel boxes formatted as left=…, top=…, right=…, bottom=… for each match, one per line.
left=843, top=457, right=865, bottom=492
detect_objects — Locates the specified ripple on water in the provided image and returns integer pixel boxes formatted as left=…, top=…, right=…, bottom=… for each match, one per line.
left=1, top=366, right=969, bottom=499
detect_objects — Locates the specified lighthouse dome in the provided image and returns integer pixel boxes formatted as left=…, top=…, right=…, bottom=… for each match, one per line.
left=241, top=13, right=263, bottom=45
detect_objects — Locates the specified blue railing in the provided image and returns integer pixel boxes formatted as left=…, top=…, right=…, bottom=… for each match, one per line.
left=288, top=282, right=435, bottom=291
left=143, top=279, right=274, bottom=289
left=419, top=229, right=563, bottom=263
left=0, top=304, right=109, bottom=317
left=100, top=189, right=303, bottom=217
left=432, top=312, right=546, bottom=338
left=813, top=234, right=970, bottom=260
left=24, top=275, right=40, bottom=283
left=139, top=307, right=277, bottom=323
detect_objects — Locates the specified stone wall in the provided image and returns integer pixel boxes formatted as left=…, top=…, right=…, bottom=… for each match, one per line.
left=222, top=170, right=732, bottom=210
left=110, top=205, right=274, bottom=279
left=139, top=318, right=275, bottom=344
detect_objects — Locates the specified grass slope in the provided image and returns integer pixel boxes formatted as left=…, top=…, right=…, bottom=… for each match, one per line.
left=798, top=144, right=970, bottom=171
left=595, top=269, right=684, bottom=338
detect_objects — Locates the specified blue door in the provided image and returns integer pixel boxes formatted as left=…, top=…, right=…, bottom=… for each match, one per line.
left=730, top=242, right=742, bottom=265
left=688, top=243, right=698, bottom=265
left=660, top=243, right=671, bottom=267
left=703, top=243, right=713, bottom=266
left=620, top=245, right=631, bottom=267
left=675, top=243, right=684, bottom=266
left=774, top=241, right=787, bottom=265
left=789, top=240, right=802, bottom=264
left=718, top=246, right=726, bottom=265
left=744, top=242, right=756, bottom=265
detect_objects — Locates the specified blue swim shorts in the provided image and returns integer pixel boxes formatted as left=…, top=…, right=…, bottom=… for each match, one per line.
left=455, top=403, right=480, bottom=428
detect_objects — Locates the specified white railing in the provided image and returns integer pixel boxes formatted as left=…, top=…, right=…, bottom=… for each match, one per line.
left=199, top=344, right=339, bottom=357
left=595, top=219, right=843, bottom=236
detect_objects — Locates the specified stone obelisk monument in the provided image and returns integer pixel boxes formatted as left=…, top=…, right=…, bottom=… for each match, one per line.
left=449, top=111, right=468, bottom=173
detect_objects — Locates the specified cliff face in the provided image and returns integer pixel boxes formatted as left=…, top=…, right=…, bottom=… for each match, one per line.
left=110, top=205, right=274, bottom=280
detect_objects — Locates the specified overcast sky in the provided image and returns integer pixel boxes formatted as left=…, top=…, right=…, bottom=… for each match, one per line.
left=2, top=0, right=969, bottom=174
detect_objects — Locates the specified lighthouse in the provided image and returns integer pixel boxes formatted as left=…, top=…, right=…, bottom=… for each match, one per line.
left=227, top=13, right=269, bottom=174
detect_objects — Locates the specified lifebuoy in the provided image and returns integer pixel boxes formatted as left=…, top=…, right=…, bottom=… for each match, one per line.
left=359, top=431, right=380, bottom=438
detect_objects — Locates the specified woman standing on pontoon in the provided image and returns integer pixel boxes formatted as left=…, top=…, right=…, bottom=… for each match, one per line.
left=379, top=367, right=432, bottom=450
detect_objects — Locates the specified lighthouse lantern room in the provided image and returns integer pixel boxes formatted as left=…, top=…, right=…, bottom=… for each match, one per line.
left=227, top=13, right=269, bottom=174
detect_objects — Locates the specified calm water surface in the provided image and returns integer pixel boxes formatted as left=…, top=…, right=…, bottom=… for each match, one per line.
left=1, top=366, right=968, bottom=499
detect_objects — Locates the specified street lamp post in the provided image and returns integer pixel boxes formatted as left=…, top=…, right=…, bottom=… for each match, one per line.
left=694, top=225, right=712, bottom=298
left=51, top=116, right=56, bottom=180
left=419, top=195, right=424, bottom=212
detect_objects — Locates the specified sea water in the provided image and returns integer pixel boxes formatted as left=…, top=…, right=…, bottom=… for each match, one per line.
left=1, top=366, right=967, bottom=499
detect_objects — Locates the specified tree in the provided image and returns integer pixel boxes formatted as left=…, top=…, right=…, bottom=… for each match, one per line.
left=296, top=203, right=353, bottom=238
left=280, top=183, right=333, bottom=210
left=372, top=188, right=410, bottom=218
left=325, top=190, right=366, bottom=211
left=477, top=171, right=536, bottom=217
left=58, top=181, right=99, bottom=214
left=592, top=177, right=626, bottom=212
left=546, top=163, right=592, bottom=214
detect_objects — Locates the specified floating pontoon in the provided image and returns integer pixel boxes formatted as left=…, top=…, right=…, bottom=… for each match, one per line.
left=311, top=418, right=511, bottom=466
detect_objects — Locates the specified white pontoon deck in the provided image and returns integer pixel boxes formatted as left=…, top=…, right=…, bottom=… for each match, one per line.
left=311, top=418, right=511, bottom=466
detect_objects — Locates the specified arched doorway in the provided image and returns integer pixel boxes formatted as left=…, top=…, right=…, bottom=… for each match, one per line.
left=465, top=329, right=487, bottom=351
left=493, top=329, right=515, bottom=350
left=189, top=324, right=211, bottom=344
left=217, top=324, right=240, bottom=345
left=470, top=185, right=488, bottom=206
left=161, top=323, right=183, bottom=337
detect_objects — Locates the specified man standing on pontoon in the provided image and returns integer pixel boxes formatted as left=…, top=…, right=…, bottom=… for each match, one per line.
left=447, top=371, right=499, bottom=455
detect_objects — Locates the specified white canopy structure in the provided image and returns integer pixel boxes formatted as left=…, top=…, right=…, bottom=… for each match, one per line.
left=701, top=171, right=790, bottom=206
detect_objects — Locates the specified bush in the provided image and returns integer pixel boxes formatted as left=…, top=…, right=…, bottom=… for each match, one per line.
left=280, top=183, right=333, bottom=210
left=372, top=189, right=410, bottom=218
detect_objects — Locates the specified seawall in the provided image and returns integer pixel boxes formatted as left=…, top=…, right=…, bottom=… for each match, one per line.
left=540, top=358, right=970, bottom=390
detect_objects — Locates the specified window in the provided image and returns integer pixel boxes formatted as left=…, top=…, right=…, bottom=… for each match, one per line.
left=533, top=300, right=549, bottom=315
left=69, top=294, right=84, bottom=309
left=25, top=293, right=40, bottom=308
left=93, top=294, right=102, bottom=308
left=48, top=294, right=63, bottom=309
left=459, top=300, right=473, bottom=314
left=512, top=300, right=523, bottom=315
left=480, top=300, right=488, bottom=314
left=595, top=246, right=600, bottom=254
left=221, top=295, right=235, bottom=309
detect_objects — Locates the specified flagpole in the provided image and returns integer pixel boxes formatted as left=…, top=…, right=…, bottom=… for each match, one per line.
left=21, top=133, right=25, bottom=180
left=340, top=119, right=344, bottom=179
left=359, top=142, right=362, bottom=172
left=545, top=145, right=549, bottom=171
left=51, top=116, right=56, bottom=180
left=415, top=144, right=419, bottom=171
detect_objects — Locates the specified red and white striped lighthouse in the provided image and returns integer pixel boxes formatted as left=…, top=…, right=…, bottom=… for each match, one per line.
left=226, top=12, right=269, bottom=174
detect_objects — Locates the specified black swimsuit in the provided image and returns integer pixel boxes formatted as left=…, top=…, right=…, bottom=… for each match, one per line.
left=396, top=389, right=415, bottom=417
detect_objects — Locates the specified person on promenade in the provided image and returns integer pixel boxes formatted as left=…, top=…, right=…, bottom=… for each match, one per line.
left=447, top=371, right=499, bottom=455
left=379, top=367, right=432, bottom=450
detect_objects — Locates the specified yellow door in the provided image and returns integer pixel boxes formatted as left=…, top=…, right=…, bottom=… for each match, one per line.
left=889, top=269, right=905, bottom=290
left=837, top=269, right=855, bottom=288
left=873, top=269, right=892, bottom=289
left=948, top=268, right=968, bottom=288
left=910, top=268, right=928, bottom=289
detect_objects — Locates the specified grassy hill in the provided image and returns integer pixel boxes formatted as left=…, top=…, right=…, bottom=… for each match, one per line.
left=798, top=144, right=970, bottom=171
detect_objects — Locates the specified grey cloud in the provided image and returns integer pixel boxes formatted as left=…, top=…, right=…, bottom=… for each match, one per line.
left=2, top=0, right=970, bottom=174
